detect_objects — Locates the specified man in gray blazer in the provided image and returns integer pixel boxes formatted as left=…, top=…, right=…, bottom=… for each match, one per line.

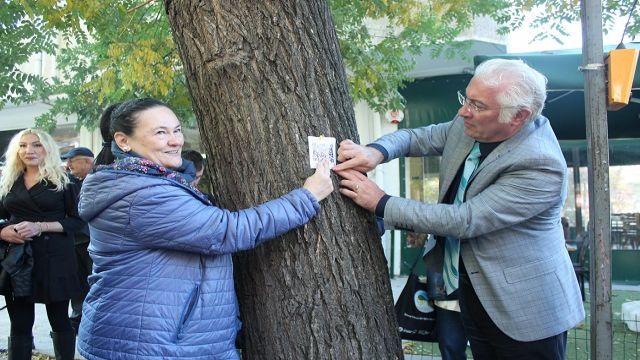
left=334, top=58, right=585, bottom=359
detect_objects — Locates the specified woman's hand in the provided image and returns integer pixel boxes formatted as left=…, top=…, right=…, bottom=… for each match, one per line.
left=13, top=221, right=41, bottom=239
left=303, top=160, right=334, bottom=201
left=0, top=224, right=30, bottom=244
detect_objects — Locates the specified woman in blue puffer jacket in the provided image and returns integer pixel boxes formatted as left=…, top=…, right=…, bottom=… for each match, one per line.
left=77, top=99, right=334, bottom=360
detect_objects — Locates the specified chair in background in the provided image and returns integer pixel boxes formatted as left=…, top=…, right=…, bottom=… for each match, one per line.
left=572, top=233, right=590, bottom=301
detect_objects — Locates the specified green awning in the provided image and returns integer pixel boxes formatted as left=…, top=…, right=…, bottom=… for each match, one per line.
left=402, top=74, right=472, bottom=128
left=562, top=138, right=640, bottom=167
left=400, top=61, right=640, bottom=165
left=474, top=43, right=640, bottom=140
left=474, top=42, right=640, bottom=90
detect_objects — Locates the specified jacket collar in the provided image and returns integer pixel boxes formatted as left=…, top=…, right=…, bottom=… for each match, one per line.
left=439, top=115, right=542, bottom=201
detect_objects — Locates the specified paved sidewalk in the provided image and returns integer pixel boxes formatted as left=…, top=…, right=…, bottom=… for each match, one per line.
left=0, top=277, right=408, bottom=359
left=2, top=276, right=635, bottom=359
left=0, top=300, right=83, bottom=359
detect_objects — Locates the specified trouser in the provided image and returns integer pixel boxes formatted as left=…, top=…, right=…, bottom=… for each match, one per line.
left=70, top=241, right=92, bottom=320
left=435, top=305, right=468, bottom=360
left=4, top=296, right=72, bottom=335
left=5, top=296, right=76, bottom=359
left=458, top=274, right=567, bottom=360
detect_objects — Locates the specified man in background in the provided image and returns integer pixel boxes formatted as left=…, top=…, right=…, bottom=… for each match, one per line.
left=63, top=147, right=94, bottom=181
left=182, top=149, right=216, bottom=204
left=61, top=147, right=94, bottom=334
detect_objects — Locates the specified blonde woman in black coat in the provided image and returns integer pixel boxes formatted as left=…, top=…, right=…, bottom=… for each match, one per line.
left=0, top=129, right=84, bottom=360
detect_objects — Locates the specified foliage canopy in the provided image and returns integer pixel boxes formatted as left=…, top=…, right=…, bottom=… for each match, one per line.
left=1, top=0, right=639, bottom=130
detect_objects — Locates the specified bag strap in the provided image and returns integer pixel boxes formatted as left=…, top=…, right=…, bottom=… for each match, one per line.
left=408, top=250, right=423, bottom=274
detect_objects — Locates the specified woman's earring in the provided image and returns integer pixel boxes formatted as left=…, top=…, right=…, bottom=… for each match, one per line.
left=123, top=146, right=130, bottom=152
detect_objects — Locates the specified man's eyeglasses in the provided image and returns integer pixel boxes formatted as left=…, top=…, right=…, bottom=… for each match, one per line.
left=457, top=91, right=518, bottom=113
left=458, top=91, right=487, bottom=112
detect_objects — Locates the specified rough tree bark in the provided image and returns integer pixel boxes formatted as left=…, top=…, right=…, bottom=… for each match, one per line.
left=165, top=1, right=402, bottom=358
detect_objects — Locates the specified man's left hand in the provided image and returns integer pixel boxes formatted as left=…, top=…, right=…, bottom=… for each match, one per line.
left=334, top=169, right=386, bottom=212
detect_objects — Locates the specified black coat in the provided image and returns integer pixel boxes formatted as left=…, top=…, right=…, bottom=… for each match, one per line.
left=0, top=179, right=84, bottom=302
left=0, top=242, right=34, bottom=297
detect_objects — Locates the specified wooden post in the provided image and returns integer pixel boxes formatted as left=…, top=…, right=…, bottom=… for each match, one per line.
left=580, top=0, right=613, bottom=359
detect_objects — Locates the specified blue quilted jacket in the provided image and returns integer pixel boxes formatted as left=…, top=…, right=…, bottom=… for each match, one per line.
left=76, top=168, right=319, bottom=359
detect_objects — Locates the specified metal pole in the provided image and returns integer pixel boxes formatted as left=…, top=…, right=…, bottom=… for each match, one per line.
left=572, top=148, right=584, bottom=235
left=580, top=1, right=613, bottom=359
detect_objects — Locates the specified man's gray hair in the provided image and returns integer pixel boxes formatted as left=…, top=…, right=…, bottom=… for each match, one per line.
left=474, top=58, right=547, bottom=124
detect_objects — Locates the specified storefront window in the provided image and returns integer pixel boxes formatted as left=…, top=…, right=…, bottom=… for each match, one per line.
left=405, top=156, right=440, bottom=248
left=565, top=165, right=640, bottom=250
left=562, top=139, right=640, bottom=250
left=52, top=124, right=81, bottom=155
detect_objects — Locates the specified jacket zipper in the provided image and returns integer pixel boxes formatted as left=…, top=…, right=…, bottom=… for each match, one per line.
left=174, top=256, right=206, bottom=341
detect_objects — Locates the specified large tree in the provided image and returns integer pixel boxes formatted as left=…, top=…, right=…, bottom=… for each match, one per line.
left=164, top=1, right=401, bottom=358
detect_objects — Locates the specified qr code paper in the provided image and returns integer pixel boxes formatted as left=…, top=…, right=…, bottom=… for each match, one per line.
left=308, top=136, right=336, bottom=168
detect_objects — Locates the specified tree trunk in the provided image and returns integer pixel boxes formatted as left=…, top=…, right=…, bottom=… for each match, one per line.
left=165, top=1, right=402, bottom=358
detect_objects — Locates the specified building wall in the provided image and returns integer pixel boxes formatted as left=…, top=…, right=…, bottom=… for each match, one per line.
left=0, top=34, right=98, bottom=155
left=0, top=102, right=99, bottom=155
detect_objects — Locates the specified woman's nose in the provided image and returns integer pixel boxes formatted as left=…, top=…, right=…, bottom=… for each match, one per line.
left=168, top=133, right=183, bottom=146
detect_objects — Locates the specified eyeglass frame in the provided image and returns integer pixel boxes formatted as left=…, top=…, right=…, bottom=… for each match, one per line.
left=457, top=91, right=519, bottom=113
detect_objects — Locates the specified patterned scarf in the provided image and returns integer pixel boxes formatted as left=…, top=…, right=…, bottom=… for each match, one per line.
left=110, top=142, right=196, bottom=183
left=95, top=157, right=211, bottom=205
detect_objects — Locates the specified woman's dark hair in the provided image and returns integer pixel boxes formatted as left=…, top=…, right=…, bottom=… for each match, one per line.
left=93, top=98, right=168, bottom=166
left=109, top=98, right=167, bottom=136
left=93, top=102, right=121, bottom=166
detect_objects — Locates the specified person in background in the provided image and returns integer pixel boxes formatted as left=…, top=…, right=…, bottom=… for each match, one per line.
left=181, top=149, right=216, bottom=204
left=561, top=216, right=570, bottom=241
left=76, top=98, right=333, bottom=359
left=62, top=147, right=94, bottom=182
left=425, top=232, right=469, bottom=360
left=60, top=146, right=95, bottom=334
left=93, top=103, right=121, bottom=166
left=334, top=58, right=584, bottom=360
left=561, top=216, right=577, bottom=251
left=0, top=129, right=84, bottom=360
left=405, top=231, right=468, bottom=360
left=180, top=150, right=205, bottom=187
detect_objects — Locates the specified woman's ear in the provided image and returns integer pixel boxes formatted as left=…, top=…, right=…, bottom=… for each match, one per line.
left=113, top=132, right=131, bottom=152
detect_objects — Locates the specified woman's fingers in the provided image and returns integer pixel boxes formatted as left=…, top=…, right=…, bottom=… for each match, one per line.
left=304, top=160, right=334, bottom=201
left=316, top=160, right=330, bottom=177
left=14, top=221, right=37, bottom=238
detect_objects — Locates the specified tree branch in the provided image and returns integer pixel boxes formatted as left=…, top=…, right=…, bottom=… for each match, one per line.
left=128, top=0, right=156, bottom=13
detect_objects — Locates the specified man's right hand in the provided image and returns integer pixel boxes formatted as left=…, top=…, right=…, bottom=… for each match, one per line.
left=334, top=139, right=384, bottom=173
